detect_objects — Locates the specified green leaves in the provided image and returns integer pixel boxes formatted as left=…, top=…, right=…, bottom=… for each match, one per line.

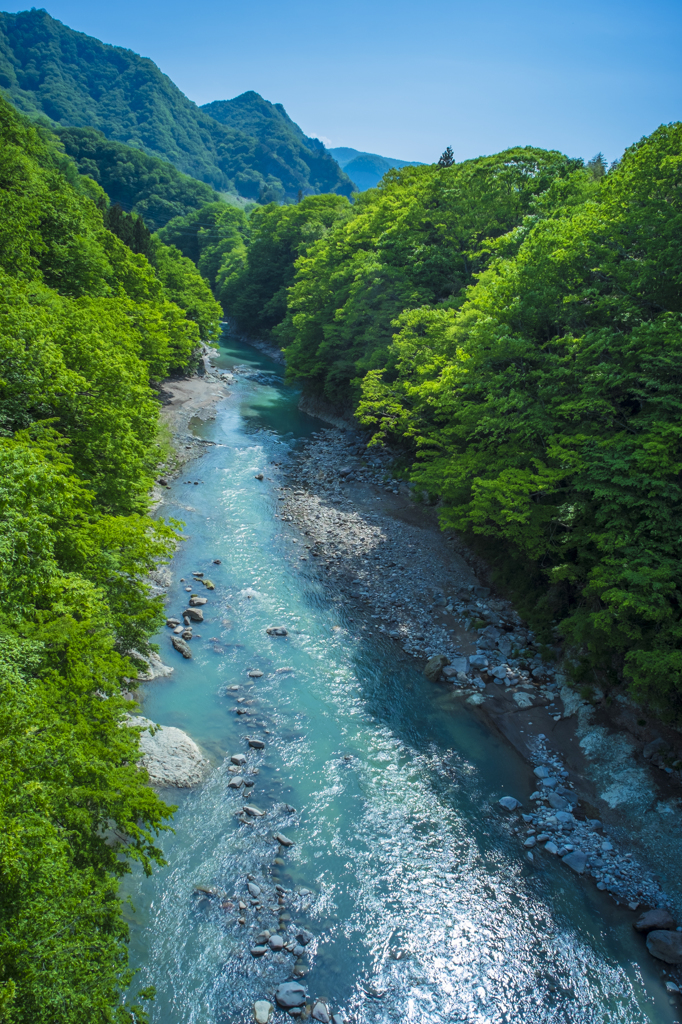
left=356, top=123, right=682, bottom=718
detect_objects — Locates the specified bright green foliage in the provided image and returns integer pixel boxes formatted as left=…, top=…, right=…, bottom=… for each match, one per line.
left=0, top=93, right=184, bottom=1021
left=0, top=10, right=354, bottom=203
left=282, top=148, right=581, bottom=408
left=56, top=126, right=221, bottom=230
left=218, top=195, right=353, bottom=340
left=358, top=123, right=682, bottom=717
left=157, top=202, right=250, bottom=296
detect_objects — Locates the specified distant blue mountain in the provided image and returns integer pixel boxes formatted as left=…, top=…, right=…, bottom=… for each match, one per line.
left=329, top=147, right=424, bottom=191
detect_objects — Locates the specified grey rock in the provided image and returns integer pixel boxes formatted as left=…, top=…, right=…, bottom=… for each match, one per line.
left=183, top=607, right=204, bottom=622
left=274, top=832, right=294, bottom=846
left=643, top=737, right=669, bottom=759
left=171, top=636, right=192, bottom=658
left=134, top=651, right=174, bottom=680
left=228, top=776, right=244, bottom=788
left=312, top=1001, right=331, bottom=1023
left=296, top=928, right=314, bottom=946
left=555, top=811, right=575, bottom=824
left=274, top=982, right=307, bottom=1008
left=469, top=654, right=489, bottom=669
left=166, top=617, right=181, bottom=627
left=231, top=754, right=247, bottom=765
left=249, top=738, right=265, bottom=749
left=247, top=882, right=261, bottom=897
left=634, top=909, right=676, bottom=933
left=266, top=625, right=288, bottom=636
left=534, top=766, right=550, bottom=778
left=253, top=1001, right=273, bottom=1024
left=189, top=596, right=207, bottom=606
left=250, top=945, right=268, bottom=957
left=548, top=792, right=569, bottom=810
left=423, top=654, right=449, bottom=682
left=513, top=691, right=534, bottom=709
left=332, top=1016, right=346, bottom=1024
left=562, top=851, right=588, bottom=874
left=541, top=777, right=558, bottom=789
left=545, top=841, right=559, bottom=855
left=126, top=716, right=209, bottom=787
left=499, top=796, right=521, bottom=811
left=292, top=944, right=306, bottom=956
left=243, top=804, right=265, bottom=817
left=646, top=930, right=682, bottom=964
left=268, top=934, right=284, bottom=951
left=524, top=836, right=536, bottom=848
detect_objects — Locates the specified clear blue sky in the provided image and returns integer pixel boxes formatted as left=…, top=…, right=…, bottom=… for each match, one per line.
left=6, top=0, right=682, bottom=163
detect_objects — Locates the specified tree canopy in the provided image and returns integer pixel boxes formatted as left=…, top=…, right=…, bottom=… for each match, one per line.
left=0, top=90, right=200, bottom=1023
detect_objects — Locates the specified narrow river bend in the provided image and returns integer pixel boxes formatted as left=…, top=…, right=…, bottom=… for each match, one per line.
left=125, top=336, right=676, bottom=1024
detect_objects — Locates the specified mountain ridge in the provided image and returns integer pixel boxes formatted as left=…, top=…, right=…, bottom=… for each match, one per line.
left=329, top=146, right=423, bottom=190
left=0, top=8, right=355, bottom=202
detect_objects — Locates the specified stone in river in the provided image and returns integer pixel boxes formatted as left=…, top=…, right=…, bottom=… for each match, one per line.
left=423, top=654, right=449, bottom=682
left=562, top=851, right=588, bottom=874
left=524, top=836, right=537, bottom=848
left=255, top=473, right=264, bottom=480
left=171, top=636, right=192, bottom=658
left=243, top=804, right=265, bottom=817
left=228, top=776, right=244, bottom=789
left=248, top=670, right=264, bottom=677
left=274, top=982, right=307, bottom=1008
left=292, top=943, right=306, bottom=956
left=127, top=716, right=209, bottom=787
left=646, top=930, right=682, bottom=964
left=183, top=607, right=204, bottom=622
left=231, top=753, right=247, bottom=765
left=634, top=909, right=676, bottom=933
left=268, top=934, right=284, bottom=951
left=247, top=882, right=261, bottom=897
left=189, top=596, right=207, bottom=606
left=266, top=625, right=288, bottom=636
left=250, top=945, right=268, bottom=957
left=274, top=832, right=294, bottom=846
left=499, top=796, right=521, bottom=811
left=545, top=841, right=559, bottom=855
left=312, top=1001, right=331, bottom=1023
left=253, top=1001, right=273, bottom=1024
left=296, top=928, right=314, bottom=946
left=249, top=738, right=265, bottom=749
left=332, top=1016, right=345, bottom=1024
left=513, top=691, right=534, bottom=709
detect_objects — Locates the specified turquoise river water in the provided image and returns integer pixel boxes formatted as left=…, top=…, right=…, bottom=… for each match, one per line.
left=124, top=336, right=678, bottom=1024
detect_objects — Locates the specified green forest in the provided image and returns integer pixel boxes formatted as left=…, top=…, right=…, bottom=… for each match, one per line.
left=0, top=91, right=225, bottom=1022
left=0, top=9, right=355, bottom=203
left=153, top=127, right=682, bottom=722
left=2, top=6, right=682, bottom=1015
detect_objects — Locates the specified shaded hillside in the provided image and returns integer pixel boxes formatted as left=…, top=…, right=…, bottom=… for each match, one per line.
left=202, top=91, right=355, bottom=199
left=330, top=146, right=423, bottom=190
left=0, top=8, right=353, bottom=202
left=56, top=126, right=221, bottom=229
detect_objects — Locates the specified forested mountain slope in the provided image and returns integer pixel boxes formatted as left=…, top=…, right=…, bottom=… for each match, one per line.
left=55, top=125, right=222, bottom=230
left=202, top=91, right=355, bottom=200
left=329, top=146, right=422, bottom=190
left=0, top=91, right=222, bottom=1023
left=0, top=8, right=354, bottom=202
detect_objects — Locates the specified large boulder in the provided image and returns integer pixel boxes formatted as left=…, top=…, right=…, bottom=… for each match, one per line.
left=183, top=607, right=204, bottom=622
left=424, top=654, right=449, bottom=682
left=646, top=930, right=682, bottom=964
left=634, top=909, right=676, bottom=933
left=127, top=716, right=210, bottom=787
left=274, top=982, right=307, bottom=1009
left=172, top=636, right=192, bottom=658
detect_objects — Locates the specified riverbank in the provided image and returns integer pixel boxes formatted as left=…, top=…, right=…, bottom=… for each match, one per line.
left=147, top=350, right=682, bottom=999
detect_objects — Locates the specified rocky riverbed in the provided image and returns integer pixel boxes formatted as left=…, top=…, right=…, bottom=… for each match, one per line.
left=136, top=348, right=682, bottom=1015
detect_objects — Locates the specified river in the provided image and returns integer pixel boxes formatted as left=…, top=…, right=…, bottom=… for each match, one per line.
left=124, top=335, right=677, bottom=1024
